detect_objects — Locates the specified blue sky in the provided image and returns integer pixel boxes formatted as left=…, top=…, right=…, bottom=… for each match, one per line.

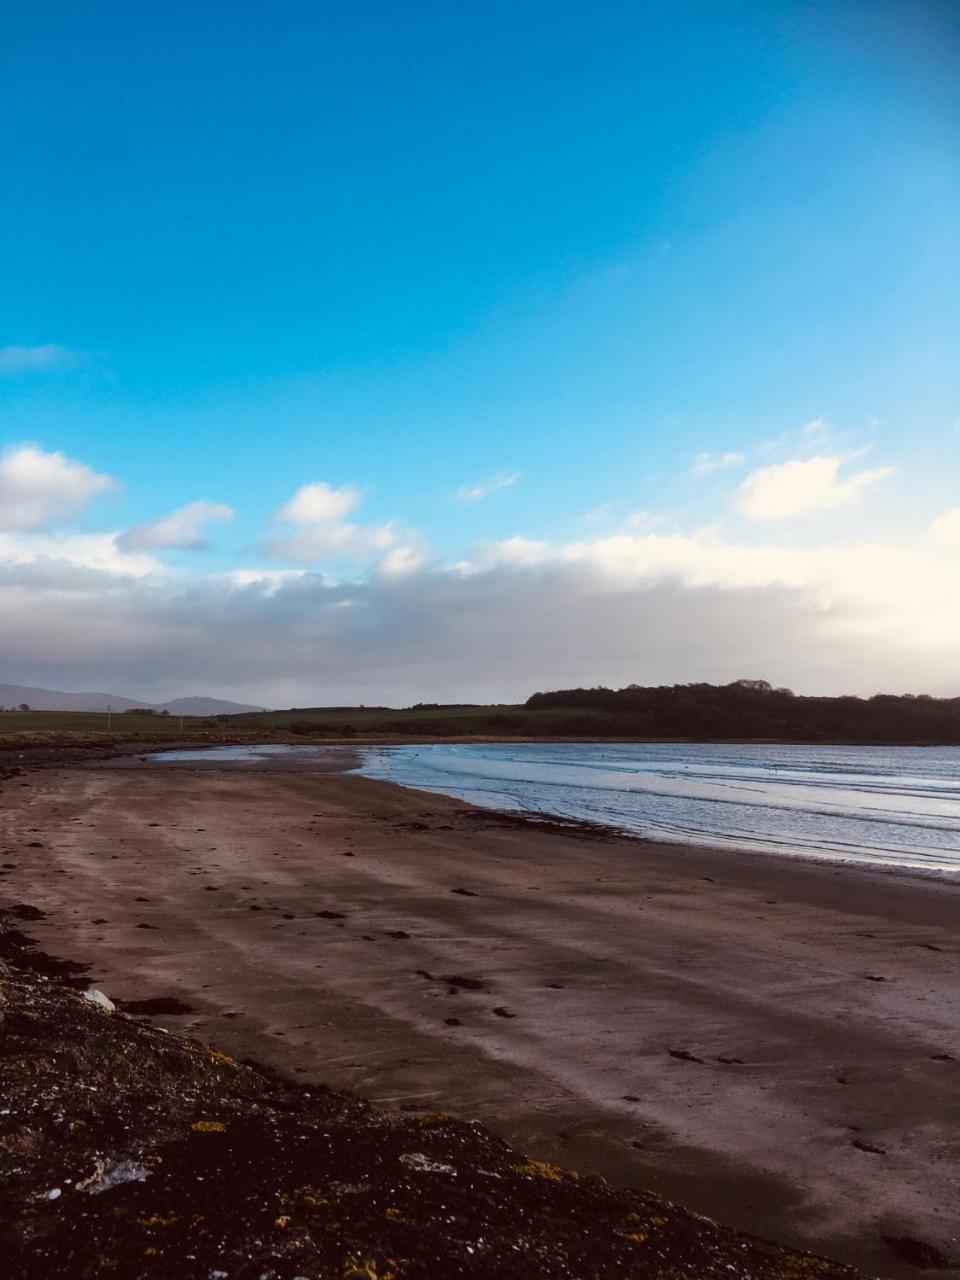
left=0, top=1, right=958, bottom=703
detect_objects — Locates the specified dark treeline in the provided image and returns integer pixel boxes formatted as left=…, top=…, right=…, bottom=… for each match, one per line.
left=525, top=679, right=960, bottom=744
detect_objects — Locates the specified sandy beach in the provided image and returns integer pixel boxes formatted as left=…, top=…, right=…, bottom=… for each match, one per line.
left=2, top=750, right=959, bottom=1279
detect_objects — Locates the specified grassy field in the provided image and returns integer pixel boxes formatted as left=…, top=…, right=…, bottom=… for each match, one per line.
left=226, top=703, right=614, bottom=736
left=0, top=710, right=215, bottom=737
left=0, top=703, right=616, bottom=740
left=5, top=684, right=956, bottom=747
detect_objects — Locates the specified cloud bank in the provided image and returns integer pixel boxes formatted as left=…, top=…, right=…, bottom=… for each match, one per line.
left=0, top=522, right=958, bottom=706
left=0, top=438, right=956, bottom=706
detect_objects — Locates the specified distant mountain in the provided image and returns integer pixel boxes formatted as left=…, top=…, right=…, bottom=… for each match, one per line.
left=157, top=696, right=263, bottom=716
left=0, top=683, right=262, bottom=716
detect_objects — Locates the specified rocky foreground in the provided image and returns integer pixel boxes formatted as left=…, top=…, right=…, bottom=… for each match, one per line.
left=0, top=906, right=867, bottom=1280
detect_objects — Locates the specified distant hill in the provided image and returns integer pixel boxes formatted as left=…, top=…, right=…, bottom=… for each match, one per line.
left=158, top=696, right=264, bottom=716
left=0, top=683, right=262, bottom=716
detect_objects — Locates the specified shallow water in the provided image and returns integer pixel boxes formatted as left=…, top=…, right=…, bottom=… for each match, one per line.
left=147, top=743, right=320, bottom=764
left=352, top=741, right=960, bottom=872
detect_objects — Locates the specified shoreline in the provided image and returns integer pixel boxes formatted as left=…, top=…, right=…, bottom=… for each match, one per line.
left=347, top=771, right=960, bottom=887
left=2, top=751, right=959, bottom=1277
left=3, top=729, right=960, bottom=752
left=135, top=739, right=960, bottom=885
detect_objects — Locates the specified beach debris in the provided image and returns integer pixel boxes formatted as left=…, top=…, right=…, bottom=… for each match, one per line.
left=400, top=1152, right=457, bottom=1175
left=850, top=1139, right=886, bottom=1155
left=668, top=1048, right=705, bottom=1064
left=385, top=929, right=410, bottom=939
left=492, top=1006, right=516, bottom=1019
left=117, top=996, right=194, bottom=1015
left=9, top=902, right=45, bottom=920
left=82, top=987, right=116, bottom=1013
left=439, top=973, right=486, bottom=991
left=450, top=887, right=478, bottom=896
left=77, top=1159, right=151, bottom=1195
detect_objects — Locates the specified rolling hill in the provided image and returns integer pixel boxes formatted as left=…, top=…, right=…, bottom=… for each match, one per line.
left=0, top=683, right=262, bottom=716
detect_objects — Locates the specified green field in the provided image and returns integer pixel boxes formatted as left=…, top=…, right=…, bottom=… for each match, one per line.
left=226, top=702, right=608, bottom=737
left=0, top=710, right=215, bottom=737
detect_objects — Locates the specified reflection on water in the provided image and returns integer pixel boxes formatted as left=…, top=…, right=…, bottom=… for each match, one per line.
left=147, top=744, right=331, bottom=764
left=353, top=742, right=960, bottom=872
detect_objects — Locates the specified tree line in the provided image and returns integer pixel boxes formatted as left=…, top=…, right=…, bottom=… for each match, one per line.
left=524, top=679, right=960, bottom=743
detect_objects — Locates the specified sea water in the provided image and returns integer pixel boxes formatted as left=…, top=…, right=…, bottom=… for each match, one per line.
left=352, top=741, right=960, bottom=873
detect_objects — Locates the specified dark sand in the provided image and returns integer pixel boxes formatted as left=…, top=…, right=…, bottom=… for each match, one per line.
left=2, top=751, right=959, bottom=1278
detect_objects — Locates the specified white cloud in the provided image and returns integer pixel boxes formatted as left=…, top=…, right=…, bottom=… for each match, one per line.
left=277, top=482, right=360, bottom=524
left=758, top=417, right=835, bottom=456
left=0, top=344, right=78, bottom=375
left=0, top=445, right=117, bottom=530
left=377, top=544, right=426, bottom=578
left=625, top=510, right=662, bottom=531
left=690, top=451, right=744, bottom=475
left=737, top=455, right=893, bottom=519
left=0, top=531, right=160, bottom=578
left=118, top=500, right=235, bottom=551
left=229, top=568, right=307, bottom=590
left=457, top=472, right=520, bottom=501
left=800, top=418, right=830, bottom=441
left=929, top=507, right=960, bottom=549
left=478, top=536, right=549, bottom=567
left=270, top=479, right=403, bottom=566
left=272, top=521, right=396, bottom=564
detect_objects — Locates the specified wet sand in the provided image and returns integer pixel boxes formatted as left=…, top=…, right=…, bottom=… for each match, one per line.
left=1, top=752, right=959, bottom=1278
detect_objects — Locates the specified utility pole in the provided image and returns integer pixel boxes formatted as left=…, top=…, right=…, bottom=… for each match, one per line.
left=179, top=714, right=184, bottom=733
left=107, top=704, right=112, bottom=730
